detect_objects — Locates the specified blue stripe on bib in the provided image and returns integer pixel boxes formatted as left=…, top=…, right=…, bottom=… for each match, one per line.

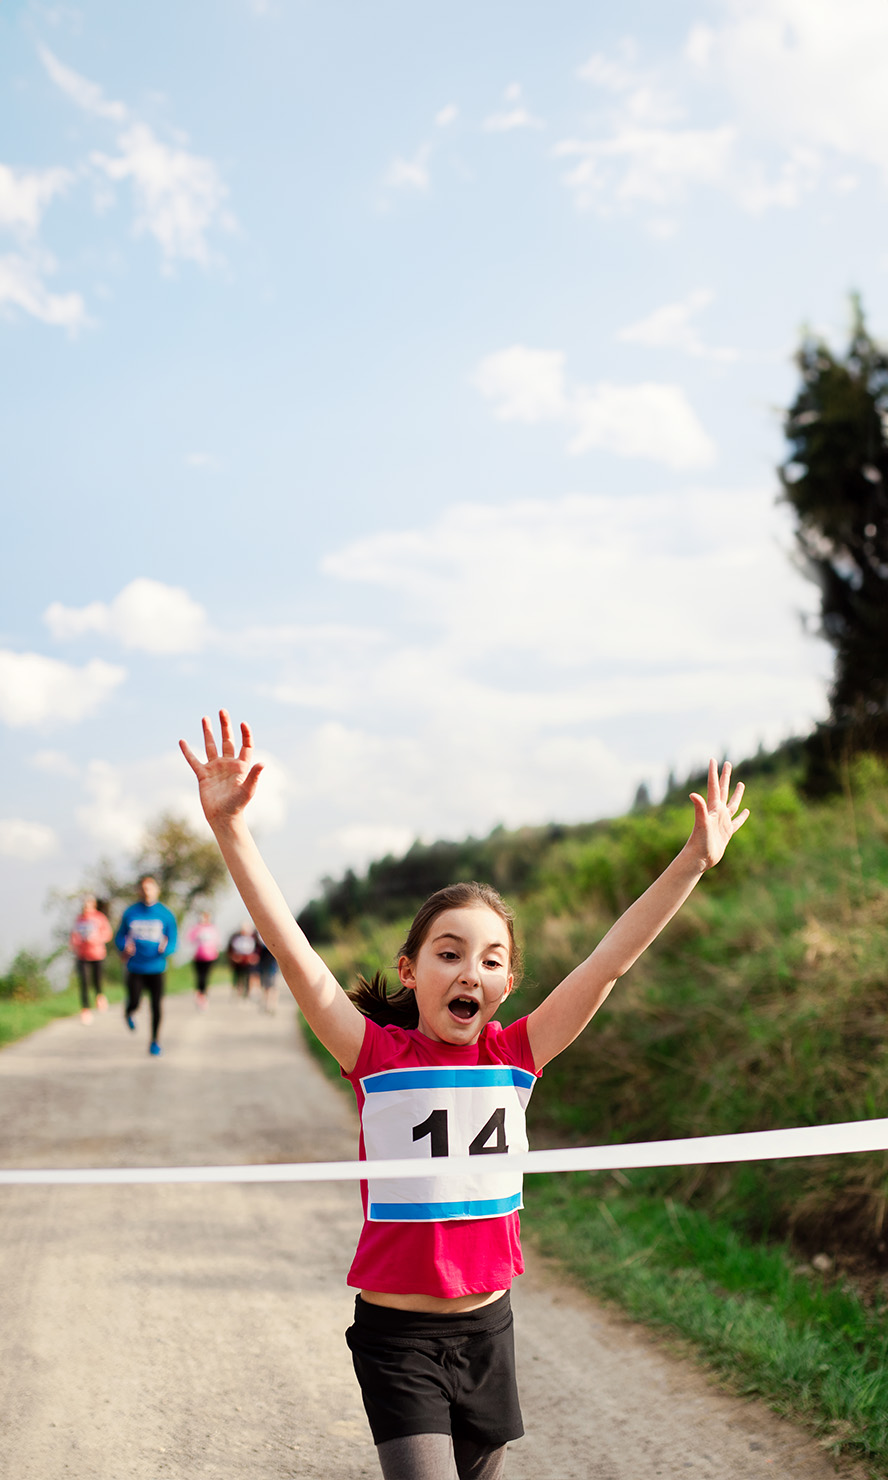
left=369, top=1192, right=523, bottom=1221
left=363, top=1066, right=536, bottom=1094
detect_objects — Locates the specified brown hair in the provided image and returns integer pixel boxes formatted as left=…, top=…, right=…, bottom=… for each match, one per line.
left=347, top=881, right=522, bottom=1028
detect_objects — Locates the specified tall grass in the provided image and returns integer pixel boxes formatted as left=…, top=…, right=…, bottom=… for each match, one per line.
left=527, top=1173, right=888, bottom=1471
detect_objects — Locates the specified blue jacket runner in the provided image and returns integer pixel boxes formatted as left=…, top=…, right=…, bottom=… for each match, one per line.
left=115, top=902, right=178, bottom=974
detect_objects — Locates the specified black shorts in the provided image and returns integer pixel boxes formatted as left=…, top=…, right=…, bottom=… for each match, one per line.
left=345, top=1292, right=523, bottom=1447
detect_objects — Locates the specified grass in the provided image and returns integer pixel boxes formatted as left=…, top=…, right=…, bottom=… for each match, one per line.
left=0, top=961, right=198, bottom=1050
left=525, top=1173, right=888, bottom=1474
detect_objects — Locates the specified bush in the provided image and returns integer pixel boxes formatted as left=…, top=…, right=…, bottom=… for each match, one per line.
left=0, top=951, right=51, bottom=1002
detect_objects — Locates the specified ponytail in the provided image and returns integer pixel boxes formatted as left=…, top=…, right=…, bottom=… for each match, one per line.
left=347, top=970, right=419, bottom=1029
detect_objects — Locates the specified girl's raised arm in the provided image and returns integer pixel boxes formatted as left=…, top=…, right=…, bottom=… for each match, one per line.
left=179, top=711, right=366, bottom=1073
left=525, top=759, right=749, bottom=1071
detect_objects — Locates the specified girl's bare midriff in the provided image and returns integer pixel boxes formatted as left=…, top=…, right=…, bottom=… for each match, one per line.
left=360, top=1288, right=507, bottom=1313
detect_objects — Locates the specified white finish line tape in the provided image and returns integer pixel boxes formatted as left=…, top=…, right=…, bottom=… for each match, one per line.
left=2, top=1117, right=887, bottom=1187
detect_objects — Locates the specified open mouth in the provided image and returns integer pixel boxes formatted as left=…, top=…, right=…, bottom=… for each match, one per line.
left=448, top=997, right=480, bottom=1021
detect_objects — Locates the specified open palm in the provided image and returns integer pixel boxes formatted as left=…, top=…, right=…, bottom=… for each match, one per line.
left=179, top=711, right=264, bottom=828
left=689, top=758, right=749, bottom=870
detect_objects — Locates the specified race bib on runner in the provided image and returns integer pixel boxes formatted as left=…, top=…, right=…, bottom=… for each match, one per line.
left=360, top=1064, right=536, bottom=1222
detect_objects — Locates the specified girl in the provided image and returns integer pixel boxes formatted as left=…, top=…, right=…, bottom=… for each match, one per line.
left=180, top=711, right=748, bottom=1480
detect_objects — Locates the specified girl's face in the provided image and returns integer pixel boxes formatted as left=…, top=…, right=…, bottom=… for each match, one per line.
left=398, top=904, right=513, bottom=1046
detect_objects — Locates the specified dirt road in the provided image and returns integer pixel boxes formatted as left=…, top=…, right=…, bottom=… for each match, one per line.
left=0, top=987, right=865, bottom=1479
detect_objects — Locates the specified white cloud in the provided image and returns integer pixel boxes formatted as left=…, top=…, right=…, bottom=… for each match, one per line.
left=0, top=251, right=87, bottom=331
left=91, top=124, right=233, bottom=267
left=384, top=147, right=431, bottom=192
left=44, top=578, right=210, bottom=654
left=39, top=44, right=128, bottom=122
left=0, top=651, right=125, bottom=727
left=435, top=104, right=459, bottom=128
left=704, top=0, right=888, bottom=183
left=567, top=381, right=716, bottom=467
left=0, top=162, right=74, bottom=236
left=578, top=52, right=640, bottom=92
left=186, top=451, right=222, bottom=470
left=483, top=83, right=544, bottom=132
left=471, top=345, right=716, bottom=469
left=29, top=749, right=79, bottom=776
left=472, top=346, right=567, bottom=423
left=76, top=745, right=290, bottom=854
left=322, top=823, right=417, bottom=867
left=554, top=125, right=737, bottom=211
left=76, top=759, right=153, bottom=852
left=618, top=289, right=739, bottom=362
left=323, top=490, right=818, bottom=668
left=40, top=46, right=234, bottom=268
left=185, top=490, right=828, bottom=898
left=557, top=10, right=884, bottom=220
left=0, top=82, right=82, bottom=333
left=302, top=493, right=829, bottom=836
left=0, top=820, right=60, bottom=862
left=577, top=49, right=680, bottom=128
left=684, top=24, right=715, bottom=69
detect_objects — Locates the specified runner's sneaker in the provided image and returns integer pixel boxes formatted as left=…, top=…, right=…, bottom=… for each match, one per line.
left=80, top=1008, right=92, bottom=1025
left=125, top=1013, right=136, bottom=1032
left=95, top=994, right=108, bottom=1011
left=149, top=1041, right=162, bottom=1056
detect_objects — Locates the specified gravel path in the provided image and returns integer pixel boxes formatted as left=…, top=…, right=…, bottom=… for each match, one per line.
left=0, top=986, right=867, bottom=1479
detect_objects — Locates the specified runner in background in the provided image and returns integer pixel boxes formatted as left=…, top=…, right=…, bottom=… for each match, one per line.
left=116, top=875, right=178, bottom=1057
left=188, top=910, right=220, bottom=1009
left=257, top=933, right=279, bottom=1014
left=227, top=922, right=260, bottom=997
left=69, top=894, right=112, bottom=1024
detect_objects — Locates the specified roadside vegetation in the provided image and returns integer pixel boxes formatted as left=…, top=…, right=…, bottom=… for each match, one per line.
left=0, top=953, right=196, bottom=1049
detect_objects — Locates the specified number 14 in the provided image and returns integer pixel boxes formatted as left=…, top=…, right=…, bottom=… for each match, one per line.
left=412, top=1107, right=508, bottom=1158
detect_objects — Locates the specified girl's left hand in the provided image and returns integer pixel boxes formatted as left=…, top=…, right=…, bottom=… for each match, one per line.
left=688, top=758, right=749, bottom=870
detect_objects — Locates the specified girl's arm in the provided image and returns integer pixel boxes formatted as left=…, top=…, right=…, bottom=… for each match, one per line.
left=179, top=711, right=366, bottom=1073
left=525, top=759, right=749, bottom=1071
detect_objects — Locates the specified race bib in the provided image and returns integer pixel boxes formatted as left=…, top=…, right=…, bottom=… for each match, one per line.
left=129, top=919, right=164, bottom=951
left=360, top=1064, right=536, bottom=1222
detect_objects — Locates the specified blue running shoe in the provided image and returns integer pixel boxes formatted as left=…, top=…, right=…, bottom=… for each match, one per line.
left=125, top=1013, right=136, bottom=1032
left=149, top=1041, right=162, bottom=1056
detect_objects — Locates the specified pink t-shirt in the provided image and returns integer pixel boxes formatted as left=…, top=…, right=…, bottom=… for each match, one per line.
left=344, top=1016, right=540, bottom=1298
left=70, top=909, right=112, bottom=962
left=188, top=922, right=220, bottom=962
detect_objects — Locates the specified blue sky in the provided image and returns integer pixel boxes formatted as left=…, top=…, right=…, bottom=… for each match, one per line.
left=3, top=0, right=887, bottom=960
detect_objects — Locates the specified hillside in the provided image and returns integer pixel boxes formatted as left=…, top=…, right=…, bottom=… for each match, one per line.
left=301, top=745, right=888, bottom=1263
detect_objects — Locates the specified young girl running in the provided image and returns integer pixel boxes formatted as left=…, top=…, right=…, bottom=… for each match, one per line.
left=180, top=711, right=749, bottom=1480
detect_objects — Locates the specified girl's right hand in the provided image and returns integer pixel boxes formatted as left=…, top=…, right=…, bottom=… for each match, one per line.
left=179, top=710, right=264, bottom=830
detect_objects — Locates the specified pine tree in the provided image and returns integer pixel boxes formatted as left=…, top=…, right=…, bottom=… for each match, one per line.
left=780, top=298, right=888, bottom=733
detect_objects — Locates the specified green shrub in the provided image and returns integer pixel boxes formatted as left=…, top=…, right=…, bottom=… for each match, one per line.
left=0, top=951, right=51, bottom=1002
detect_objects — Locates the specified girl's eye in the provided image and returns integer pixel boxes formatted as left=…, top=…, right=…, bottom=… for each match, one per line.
left=439, top=950, right=458, bottom=960
left=484, top=959, right=504, bottom=970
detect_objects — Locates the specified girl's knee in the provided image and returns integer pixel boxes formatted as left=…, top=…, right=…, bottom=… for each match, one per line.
left=453, top=1439, right=507, bottom=1480
left=376, top=1432, right=458, bottom=1480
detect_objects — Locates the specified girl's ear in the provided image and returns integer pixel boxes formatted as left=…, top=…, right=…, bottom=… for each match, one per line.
left=502, top=973, right=514, bottom=999
left=397, top=955, right=417, bottom=991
